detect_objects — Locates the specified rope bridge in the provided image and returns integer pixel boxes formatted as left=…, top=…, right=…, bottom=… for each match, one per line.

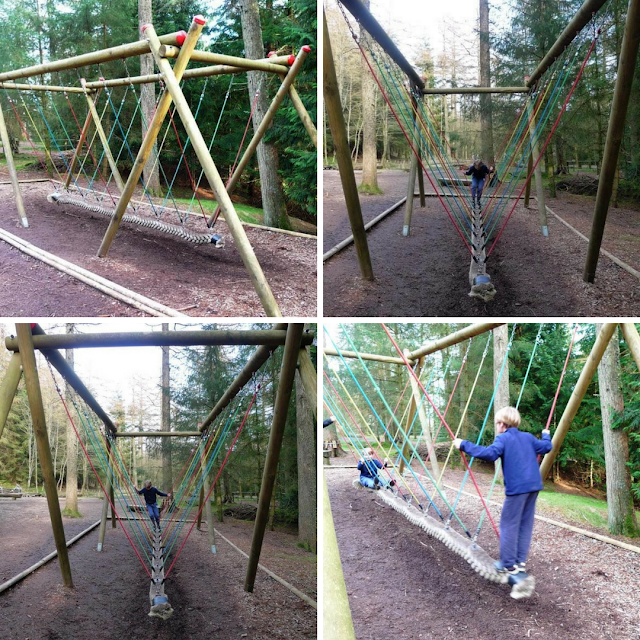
left=323, top=323, right=575, bottom=586
left=46, top=358, right=264, bottom=620
left=336, top=0, right=600, bottom=300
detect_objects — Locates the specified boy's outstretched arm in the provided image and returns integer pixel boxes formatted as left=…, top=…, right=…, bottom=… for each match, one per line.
left=534, top=429, right=553, bottom=454
left=454, top=436, right=505, bottom=461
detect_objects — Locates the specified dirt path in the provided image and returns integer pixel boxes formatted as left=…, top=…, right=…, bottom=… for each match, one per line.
left=0, top=175, right=316, bottom=317
left=325, top=464, right=640, bottom=640
left=0, top=497, right=316, bottom=640
left=323, top=169, right=640, bottom=316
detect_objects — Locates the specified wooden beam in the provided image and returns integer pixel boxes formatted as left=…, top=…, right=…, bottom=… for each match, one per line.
left=159, top=46, right=290, bottom=73
left=0, top=102, right=28, bottom=227
left=583, top=0, right=640, bottom=282
left=5, top=329, right=313, bottom=351
left=245, top=323, right=304, bottom=592
left=0, top=82, right=89, bottom=93
left=15, top=323, right=73, bottom=588
left=539, top=323, right=618, bottom=480
left=323, top=11, right=374, bottom=281
left=114, top=431, right=202, bottom=437
left=205, top=46, right=311, bottom=226
left=29, top=324, right=117, bottom=435
left=408, top=323, right=504, bottom=361
left=0, top=32, right=186, bottom=83
left=142, top=22, right=282, bottom=317
left=97, top=19, right=202, bottom=258
left=422, top=86, right=529, bottom=94
left=0, top=353, right=22, bottom=440
left=323, top=348, right=412, bottom=366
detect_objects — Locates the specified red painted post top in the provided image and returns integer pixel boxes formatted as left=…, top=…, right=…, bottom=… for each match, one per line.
left=288, top=54, right=295, bottom=65
left=30, top=323, right=36, bottom=329
left=141, top=23, right=151, bottom=33
left=99, top=77, right=105, bottom=82
left=176, top=30, right=187, bottom=45
left=268, top=51, right=276, bottom=58
left=193, top=15, right=206, bottom=25
left=302, top=45, right=311, bottom=52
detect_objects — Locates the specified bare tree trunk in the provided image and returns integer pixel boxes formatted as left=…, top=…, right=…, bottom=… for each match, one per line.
left=161, top=322, right=172, bottom=490
left=295, top=368, right=316, bottom=552
left=596, top=324, right=640, bottom=537
left=493, top=325, right=510, bottom=422
left=63, top=323, right=79, bottom=515
left=238, top=0, right=289, bottom=228
left=359, top=0, right=380, bottom=193
left=139, top=0, right=161, bottom=195
left=478, top=0, right=494, bottom=166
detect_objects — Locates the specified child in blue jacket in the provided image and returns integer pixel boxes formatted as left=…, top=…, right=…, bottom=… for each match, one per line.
left=453, top=406, right=552, bottom=599
left=464, top=159, right=494, bottom=208
left=356, top=448, right=394, bottom=490
left=136, top=480, right=169, bottom=532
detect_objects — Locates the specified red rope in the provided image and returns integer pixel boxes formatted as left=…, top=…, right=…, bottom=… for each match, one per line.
left=545, top=324, right=578, bottom=431
left=381, top=323, right=501, bottom=539
left=164, top=388, right=258, bottom=578
left=487, top=34, right=598, bottom=256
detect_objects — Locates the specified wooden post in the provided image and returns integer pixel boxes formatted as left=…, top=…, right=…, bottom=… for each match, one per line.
left=198, top=440, right=217, bottom=553
left=403, top=97, right=420, bottom=237
left=297, top=346, right=317, bottom=419
left=80, top=80, right=125, bottom=193
left=196, top=484, right=204, bottom=530
left=399, top=356, right=423, bottom=475
left=417, top=150, right=426, bottom=207
left=323, top=11, right=374, bottom=280
left=205, top=47, right=312, bottom=226
left=244, top=323, right=304, bottom=592
left=141, top=22, right=282, bottom=317
left=583, top=0, right=640, bottom=283
left=15, top=324, right=73, bottom=587
left=0, top=102, right=28, bottom=227
left=96, top=437, right=114, bottom=551
left=523, top=152, right=533, bottom=207
left=525, top=93, right=548, bottom=236
left=97, top=19, right=202, bottom=257
left=0, top=353, right=22, bottom=440
left=539, top=323, right=618, bottom=480
left=64, top=99, right=96, bottom=190
left=620, top=323, right=640, bottom=373
left=322, top=474, right=357, bottom=640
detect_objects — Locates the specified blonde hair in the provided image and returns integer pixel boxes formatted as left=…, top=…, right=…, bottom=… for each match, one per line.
left=144, top=479, right=152, bottom=488
left=363, top=447, right=374, bottom=459
left=495, top=406, right=521, bottom=428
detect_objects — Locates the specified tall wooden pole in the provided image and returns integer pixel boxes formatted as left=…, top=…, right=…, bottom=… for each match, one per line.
left=198, top=440, right=217, bottom=553
left=142, top=22, right=282, bottom=317
left=539, top=323, right=618, bottom=480
left=97, top=19, right=202, bottom=257
left=399, top=356, right=423, bottom=475
left=583, top=0, right=640, bottom=282
left=523, top=153, right=533, bottom=207
left=323, top=11, right=374, bottom=280
left=620, top=323, right=640, bottom=373
left=403, top=96, right=420, bottom=236
left=322, top=474, right=357, bottom=640
left=15, top=324, right=73, bottom=587
left=0, top=353, right=22, bottom=440
left=525, top=93, right=548, bottom=236
left=297, top=347, right=317, bottom=419
left=96, top=437, right=115, bottom=551
left=244, top=323, right=304, bottom=592
left=0, top=102, right=28, bottom=227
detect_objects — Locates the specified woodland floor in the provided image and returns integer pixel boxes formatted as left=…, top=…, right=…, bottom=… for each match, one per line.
left=323, top=169, right=640, bottom=316
left=0, top=171, right=317, bottom=317
left=0, top=497, right=316, bottom=640
left=325, top=458, right=640, bottom=640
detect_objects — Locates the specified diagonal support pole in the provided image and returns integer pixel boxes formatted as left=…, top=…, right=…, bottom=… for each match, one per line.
left=0, top=101, right=28, bottom=227
left=206, top=46, right=311, bottom=226
left=80, top=80, right=125, bottom=193
left=97, top=17, right=204, bottom=258
left=0, top=352, right=22, bottom=440
left=286, top=82, right=317, bottom=148
left=144, top=21, right=282, bottom=317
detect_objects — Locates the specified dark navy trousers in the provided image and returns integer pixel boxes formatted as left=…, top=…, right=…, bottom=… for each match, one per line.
left=500, top=491, right=539, bottom=567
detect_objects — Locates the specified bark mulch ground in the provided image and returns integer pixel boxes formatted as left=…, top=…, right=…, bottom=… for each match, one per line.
left=0, top=497, right=316, bottom=640
left=325, top=461, right=640, bottom=640
left=323, top=169, right=640, bottom=316
left=0, top=174, right=316, bottom=317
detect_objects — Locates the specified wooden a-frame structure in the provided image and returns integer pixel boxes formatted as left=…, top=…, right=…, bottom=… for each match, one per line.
left=0, top=322, right=316, bottom=616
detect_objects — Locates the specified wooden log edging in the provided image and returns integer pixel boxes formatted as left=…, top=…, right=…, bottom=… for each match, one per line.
left=0, top=520, right=101, bottom=595
left=0, top=226, right=186, bottom=317
left=214, top=528, right=317, bottom=609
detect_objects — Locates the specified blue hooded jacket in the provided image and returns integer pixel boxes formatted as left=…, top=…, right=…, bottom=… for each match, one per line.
left=459, top=428, right=552, bottom=495
left=357, top=458, right=384, bottom=479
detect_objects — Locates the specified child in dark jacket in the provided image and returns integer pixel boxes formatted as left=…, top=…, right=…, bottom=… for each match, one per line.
left=453, top=406, right=552, bottom=599
left=356, top=448, right=394, bottom=490
left=136, top=480, right=169, bottom=531
left=464, top=159, right=494, bottom=208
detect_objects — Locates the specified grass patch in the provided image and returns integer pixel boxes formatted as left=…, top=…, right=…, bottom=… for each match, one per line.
left=0, top=154, right=37, bottom=171
left=173, top=196, right=264, bottom=225
left=358, top=183, right=384, bottom=195
left=62, top=507, right=83, bottom=518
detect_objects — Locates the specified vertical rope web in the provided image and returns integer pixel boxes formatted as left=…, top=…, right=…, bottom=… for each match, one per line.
left=45, top=359, right=264, bottom=617
left=335, top=1, right=600, bottom=295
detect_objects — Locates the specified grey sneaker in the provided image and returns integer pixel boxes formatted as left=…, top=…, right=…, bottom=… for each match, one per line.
left=509, top=572, right=535, bottom=599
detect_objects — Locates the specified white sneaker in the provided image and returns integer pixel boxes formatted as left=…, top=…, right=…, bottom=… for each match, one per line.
left=509, top=573, right=535, bottom=600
